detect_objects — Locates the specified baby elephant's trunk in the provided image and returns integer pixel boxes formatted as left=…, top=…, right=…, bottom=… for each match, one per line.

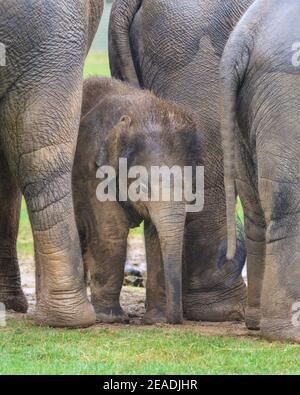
left=149, top=202, right=186, bottom=324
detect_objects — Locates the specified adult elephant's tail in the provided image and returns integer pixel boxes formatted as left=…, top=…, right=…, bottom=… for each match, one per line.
left=220, top=63, right=239, bottom=261
left=109, top=0, right=142, bottom=86
left=220, top=3, right=258, bottom=260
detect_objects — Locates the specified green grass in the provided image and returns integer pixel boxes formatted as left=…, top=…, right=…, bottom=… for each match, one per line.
left=1, top=319, right=299, bottom=375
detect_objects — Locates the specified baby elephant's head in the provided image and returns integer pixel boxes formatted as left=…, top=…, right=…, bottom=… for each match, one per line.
left=93, top=97, right=203, bottom=214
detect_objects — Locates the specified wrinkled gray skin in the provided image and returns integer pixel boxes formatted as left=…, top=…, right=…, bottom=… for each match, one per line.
left=109, top=0, right=254, bottom=322
left=221, top=0, right=300, bottom=342
left=0, top=0, right=103, bottom=328
left=73, top=77, right=202, bottom=324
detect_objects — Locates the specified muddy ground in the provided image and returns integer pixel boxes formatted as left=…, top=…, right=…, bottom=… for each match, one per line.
left=15, top=236, right=256, bottom=339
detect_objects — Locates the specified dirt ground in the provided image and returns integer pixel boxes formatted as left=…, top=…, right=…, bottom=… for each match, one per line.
left=16, top=236, right=256, bottom=339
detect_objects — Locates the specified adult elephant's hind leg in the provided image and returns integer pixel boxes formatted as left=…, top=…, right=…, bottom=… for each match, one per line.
left=236, top=141, right=266, bottom=330
left=183, top=214, right=246, bottom=322
left=259, top=159, right=300, bottom=342
left=1, top=84, right=95, bottom=328
left=0, top=148, right=27, bottom=313
left=242, top=203, right=265, bottom=330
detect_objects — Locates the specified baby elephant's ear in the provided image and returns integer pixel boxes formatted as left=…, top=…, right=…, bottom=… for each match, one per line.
left=115, top=115, right=132, bottom=148
left=96, top=115, right=132, bottom=169
left=113, top=115, right=132, bottom=157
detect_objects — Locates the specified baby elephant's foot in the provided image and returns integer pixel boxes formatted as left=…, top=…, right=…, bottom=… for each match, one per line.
left=245, top=307, right=261, bottom=330
left=0, top=289, right=28, bottom=313
left=95, top=306, right=129, bottom=324
left=143, top=308, right=167, bottom=325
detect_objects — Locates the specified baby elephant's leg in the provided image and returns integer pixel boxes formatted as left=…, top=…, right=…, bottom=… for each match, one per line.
left=80, top=201, right=129, bottom=323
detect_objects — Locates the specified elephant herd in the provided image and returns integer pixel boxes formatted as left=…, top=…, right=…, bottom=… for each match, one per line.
left=0, top=0, right=299, bottom=343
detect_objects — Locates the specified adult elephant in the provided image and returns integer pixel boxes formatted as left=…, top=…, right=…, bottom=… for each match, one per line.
left=221, top=0, right=300, bottom=342
left=109, top=0, right=253, bottom=322
left=0, top=0, right=103, bottom=328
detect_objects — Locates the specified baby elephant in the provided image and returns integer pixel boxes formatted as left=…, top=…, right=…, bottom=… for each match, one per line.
left=73, top=77, right=202, bottom=324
